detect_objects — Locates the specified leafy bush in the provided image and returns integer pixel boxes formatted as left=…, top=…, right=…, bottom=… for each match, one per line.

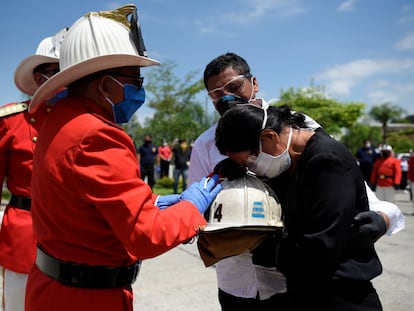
left=156, top=177, right=174, bottom=188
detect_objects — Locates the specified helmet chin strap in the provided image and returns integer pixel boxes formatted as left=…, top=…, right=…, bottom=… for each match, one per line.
left=248, top=77, right=255, bottom=103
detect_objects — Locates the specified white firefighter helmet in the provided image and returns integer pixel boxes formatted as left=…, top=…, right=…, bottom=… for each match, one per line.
left=203, top=174, right=283, bottom=232
left=14, top=27, right=68, bottom=96
left=30, top=4, right=159, bottom=111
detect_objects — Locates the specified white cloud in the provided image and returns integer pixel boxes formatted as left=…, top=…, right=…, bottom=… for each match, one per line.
left=314, top=59, right=414, bottom=114
left=226, top=0, right=306, bottom=23
left=398, top=4, right=414, bottom=23
left=366, top=81, right=414, bottom=114
left=315, top=59, right=385, bottom=96
left=316, top=58, right=414, bottom=80
left=367, top=80, right=398, bottom=103
left=402, top=4, right=412, bottom=13
left=394, top=32, right=414, bottom=50
left=196, top=0, right=306, bottom=34
left=196, top=22, right=238, bottom=37
left=338, top=0, right=356, bottom=12
left=327, top=80, right=355, bottom=96
left=106, top=2, right=124, bottom=10
left=398, top=15, right=414, bottom=23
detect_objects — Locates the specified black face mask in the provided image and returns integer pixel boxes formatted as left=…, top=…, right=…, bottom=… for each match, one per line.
left=381, top=151, right=391, bottom=158
left=144, top=140, right=152, bottom=145
left=215, top=95, right=249, bottom=116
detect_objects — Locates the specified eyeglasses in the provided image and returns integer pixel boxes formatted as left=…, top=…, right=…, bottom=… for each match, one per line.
left=41, top=68, right=60, bottom=77
left=108, top=73, right=144, bottom=89
left=208, top=75, right=247, bottom=102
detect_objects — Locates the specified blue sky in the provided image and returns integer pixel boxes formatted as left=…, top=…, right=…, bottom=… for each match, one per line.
left=1, top=0, right=413, bottom=123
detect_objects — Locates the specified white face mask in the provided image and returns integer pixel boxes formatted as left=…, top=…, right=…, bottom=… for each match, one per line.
left=248, top=127, right=293, bottom=178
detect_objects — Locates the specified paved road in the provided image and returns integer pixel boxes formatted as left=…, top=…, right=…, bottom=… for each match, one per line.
left=133, top=191, right=414, bottom=311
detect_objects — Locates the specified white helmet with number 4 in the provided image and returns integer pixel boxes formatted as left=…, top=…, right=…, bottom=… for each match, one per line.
left=203, top=174, right=283, bottom=232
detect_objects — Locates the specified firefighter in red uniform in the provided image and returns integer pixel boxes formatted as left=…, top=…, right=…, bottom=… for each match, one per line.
left=25, top=5, right=221, bottom=311
left=370, top=144, right=402, bottom=204
left=0, top=28, right=68, bottom=311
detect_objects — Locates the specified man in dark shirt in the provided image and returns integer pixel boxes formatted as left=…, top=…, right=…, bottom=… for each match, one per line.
left=137, top=134, right=159, bottom=189
left=355, top=139, right=378, bottom=189
left=172, top=139, right=191, bottom=194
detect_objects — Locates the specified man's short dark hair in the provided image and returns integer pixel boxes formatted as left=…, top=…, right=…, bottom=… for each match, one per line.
left=203, top=52, right=251, bottom=88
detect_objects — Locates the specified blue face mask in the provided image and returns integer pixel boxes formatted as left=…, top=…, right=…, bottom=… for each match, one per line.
left=215, top=95, right=249, bottom=116
left=105, top=76, right=146, bottom=124
left=46, top=88, right=69, bottom=105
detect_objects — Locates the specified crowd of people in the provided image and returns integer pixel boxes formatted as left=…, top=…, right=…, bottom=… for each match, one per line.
left=355, top=139, right=414, bottom=212
left=0, top=3, right=410, bottom=311
left=135, top=135, right=193, bottom=193
left=138, top=132, right=413, bottom=207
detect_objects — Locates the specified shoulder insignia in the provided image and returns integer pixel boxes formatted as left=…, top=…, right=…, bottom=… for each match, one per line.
left=0, top=103, right=28, bottom=118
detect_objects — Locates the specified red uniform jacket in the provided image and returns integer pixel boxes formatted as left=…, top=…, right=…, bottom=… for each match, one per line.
left=0, top=101, right=51, bottom=273
left=370, top=155, right=402, bottom=187
left=26, top=98, right=206, bottom=311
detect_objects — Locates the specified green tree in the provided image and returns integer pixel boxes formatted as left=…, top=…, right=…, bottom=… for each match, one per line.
left=341, top=124, right=382, bottom=154
left=387, top=131, right=414, bottom=154
left=278, top=84, right=365, bottom=135
left=122, top=114, right=143, bottom=143
left=369, top=102, right=406, bottom=144
left=143, top=60, right=215, bottom=144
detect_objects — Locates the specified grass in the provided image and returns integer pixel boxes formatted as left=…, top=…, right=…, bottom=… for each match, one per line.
left=152, top=184, right=175, bottom=195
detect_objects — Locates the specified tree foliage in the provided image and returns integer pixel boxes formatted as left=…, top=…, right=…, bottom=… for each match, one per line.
left=277, top=84, right=365, bottom=135
left=387, top=131, right=414, bottom=154
left=141, top=60, right=215, bottom=144
left=369, top=102, right=406, bottom=144
left=122, top=114, right=142, bottom=142
left=341, top=124, right=382, bottom=154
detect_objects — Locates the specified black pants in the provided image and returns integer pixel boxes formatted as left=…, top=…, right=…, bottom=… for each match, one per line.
left=288, top=280, right=382, bottom=311
left=140, top=164, right=155, bottom=189
left=160, top=160, right=170, bottom=178
left=218, top=288, right=287, bottom=311
left=329, top=280, right=383, bottom=311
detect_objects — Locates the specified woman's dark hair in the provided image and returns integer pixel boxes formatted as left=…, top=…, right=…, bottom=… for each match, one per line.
left=203, top=52, right=252, bottom=88
left=215, top=104, right=306, bottom=155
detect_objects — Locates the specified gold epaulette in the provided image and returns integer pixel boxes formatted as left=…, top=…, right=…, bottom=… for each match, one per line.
left=0, top=103, right=28, bottom=118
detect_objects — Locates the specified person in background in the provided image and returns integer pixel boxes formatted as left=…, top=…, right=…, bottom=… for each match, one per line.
left=137, top=133, right=159, bottom=189
left=370, top=144, right=402, bottom=204
left=355, top=138, right=378, bottom=189
left=189, top=52, right=404, bottom=310
left=24, top=5, right=221, bottom=311
left=172, top=139, right=191, bottom=194
left=407, top=150, right=414, bottom=213
left=215, top=104, right=383, bottom=310
left=0, top=28, right=67, bottom=311
left=400, top=154, right=409, bottom=191
left=158, top=140, right=172, bottom=178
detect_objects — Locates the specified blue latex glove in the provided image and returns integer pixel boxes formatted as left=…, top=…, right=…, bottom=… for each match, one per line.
left=180, top=175, right=222, bottom=214
left=156, top=166, right=161, bottom=174
left=155, top=194, right=180, bottom=210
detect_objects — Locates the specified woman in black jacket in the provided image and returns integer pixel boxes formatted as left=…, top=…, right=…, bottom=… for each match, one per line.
left=215, top=104, right=383, bottom=310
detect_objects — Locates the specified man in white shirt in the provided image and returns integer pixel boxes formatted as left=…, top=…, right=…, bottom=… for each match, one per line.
left=189, top=52, right=405, bottom=310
